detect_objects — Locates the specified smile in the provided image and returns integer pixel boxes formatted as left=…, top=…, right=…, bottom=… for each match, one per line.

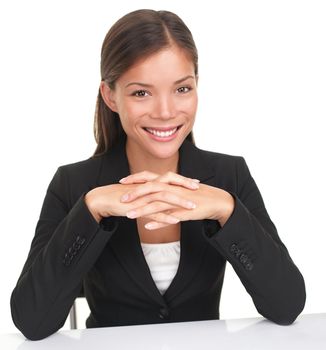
left=146, top=127, right=177, bottom=137
left=142, top=125, right=183, bottom=142
left=143, top=125, right=182, bottom=138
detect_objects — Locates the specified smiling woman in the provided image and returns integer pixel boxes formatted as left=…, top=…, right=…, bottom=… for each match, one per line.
left=100, top=45, right=198, bottom=164
left=10, top=9, right=306, bottom=340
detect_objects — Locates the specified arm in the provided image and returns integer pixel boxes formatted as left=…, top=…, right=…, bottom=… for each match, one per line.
left=203, top=157, right=306, bottom=325
left=10, top=166, right=118, bottom=340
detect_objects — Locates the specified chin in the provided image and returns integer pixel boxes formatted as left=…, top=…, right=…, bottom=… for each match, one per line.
left=150, top=147, right=179, bottom=159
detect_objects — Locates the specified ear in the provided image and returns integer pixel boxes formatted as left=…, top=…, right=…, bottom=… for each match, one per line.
left=100, top=81, right=118, bottom=112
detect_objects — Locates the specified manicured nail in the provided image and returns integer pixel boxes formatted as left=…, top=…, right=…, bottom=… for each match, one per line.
left=119, top=177, right=127, bottom=183
left=121, top=194, right=129, bottom=202
left=126, top=210, right=137, bottom=218
left=190, top=182, right=200, bottom=189
left=169, top=217, right=180, bottom=224
left=192, top=179, right=200, bottom=182
left=145, top=222, right=157, bottom=230
left=187, top=201, right=196, bottom=209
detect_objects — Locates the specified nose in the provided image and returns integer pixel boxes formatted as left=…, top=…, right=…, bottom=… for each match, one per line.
left=152, top=95, right=175, bottom=120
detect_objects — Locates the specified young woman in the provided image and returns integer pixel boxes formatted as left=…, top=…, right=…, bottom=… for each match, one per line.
left=10, top=9, right=306, bottom=340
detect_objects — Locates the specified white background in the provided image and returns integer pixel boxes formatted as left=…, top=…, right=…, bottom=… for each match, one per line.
left=0, top=0, right=325, bottom=334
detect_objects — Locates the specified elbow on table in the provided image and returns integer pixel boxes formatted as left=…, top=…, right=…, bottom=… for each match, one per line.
left=261, top=266, right=307, bottom=325
left=11, top=311, right=62, bottom=341
left=17, top=325, right=56, bottom=341
left=266, top=311, right=301, bottom=326
left=261, top=286, right=306, bottom=326
left=10, top=290, right=62, bottom=341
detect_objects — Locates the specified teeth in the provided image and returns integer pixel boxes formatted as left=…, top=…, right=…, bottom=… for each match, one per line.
left=146, top=127, right=178, bottom=137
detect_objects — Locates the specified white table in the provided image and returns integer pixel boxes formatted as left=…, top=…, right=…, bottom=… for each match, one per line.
left=1, top=313, right=325, bottom=349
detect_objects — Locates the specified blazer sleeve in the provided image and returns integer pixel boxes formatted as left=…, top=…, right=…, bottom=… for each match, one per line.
left=203, top=156, right=306, bottom=325
left=10, top=166, right=119, bottom=340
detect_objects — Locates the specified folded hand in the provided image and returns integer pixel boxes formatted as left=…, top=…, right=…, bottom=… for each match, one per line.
left=119, top=171, right=234, bottom=229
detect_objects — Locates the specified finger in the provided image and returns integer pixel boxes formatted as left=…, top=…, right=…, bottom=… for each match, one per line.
left=120, top=171, right=200, bottom=191
left=144, top=221, right=171, bottom=230
left=146, top=191, right=197, bottom=210
left=143, top=210, right=180, bottom=225
left=126, top=201, right=183, bottom=222
left=143, top=206, right=195, bottom=229
left=119, top=171, right=159, bottom=184
left=120, top=181, right=165, bottom=202
left=156, top=171, right=200, bottom=190
left=123, top=188, right=197, bottom=212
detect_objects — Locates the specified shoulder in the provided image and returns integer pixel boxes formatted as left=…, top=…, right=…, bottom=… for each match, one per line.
left=49, top=154, right=106, bottom=201
left=195, top=144, right=247, bottom=171
left=197, top=146, right=244, bottom=162
left=57, top=154, right=104, bottom=177
left=190, top=143, right=252, bottom=192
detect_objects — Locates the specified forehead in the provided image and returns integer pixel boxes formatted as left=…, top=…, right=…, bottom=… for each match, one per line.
left=118, top=46, right=195, bottom=86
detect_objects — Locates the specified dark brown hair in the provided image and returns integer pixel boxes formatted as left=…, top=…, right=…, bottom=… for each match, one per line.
left=92, top=9, right=198, bottom=157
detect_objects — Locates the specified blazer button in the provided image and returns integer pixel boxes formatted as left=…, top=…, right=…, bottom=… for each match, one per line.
left=230, top=244, right=238, bottom=253
left=245, top=261, right=254, bottom=270
left=234, top=248, right=242, bottom=258
left=72, top=242, right=80, bottom=250
left=239, top=253, right=248, bottom=264
left=159, top=307, right=170, bottom=320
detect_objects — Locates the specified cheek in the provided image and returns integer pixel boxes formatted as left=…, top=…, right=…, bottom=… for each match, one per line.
left=118, top=102, right=147, bottom=129
left=179, top=95, right=198, bottom=116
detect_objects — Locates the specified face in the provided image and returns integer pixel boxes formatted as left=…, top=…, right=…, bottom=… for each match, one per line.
left=101, top=45, right=198, bottom=161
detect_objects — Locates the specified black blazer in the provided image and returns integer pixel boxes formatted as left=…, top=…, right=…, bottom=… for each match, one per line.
left=10, top=136, right=306, bottom=340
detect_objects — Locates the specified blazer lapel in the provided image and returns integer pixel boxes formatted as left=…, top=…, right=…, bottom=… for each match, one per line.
left=178, top=137, right=216, bottom=183
left=96, top=134, right=130, bottom=186
left=109, top=216, right=167, bottom=306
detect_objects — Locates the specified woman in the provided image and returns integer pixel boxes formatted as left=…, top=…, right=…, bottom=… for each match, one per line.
left=10, top=9, right=306, bottom=340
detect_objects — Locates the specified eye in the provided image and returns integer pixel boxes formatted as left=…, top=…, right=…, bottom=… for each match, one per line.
left=131, top=90, right=149, bottom=97
left=177, top=86, right=192, bottom=94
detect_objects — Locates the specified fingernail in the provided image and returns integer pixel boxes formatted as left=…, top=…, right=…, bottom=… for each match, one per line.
left=119, top=177, right=127, bottom=183
left=145, top=222, right=157, bottom=230
left=121, top=193, right=129, bottom=202
left=190, top=182, right=199, bottom=189
left=187, top=201, right=196, bottom=209
left=126, top=210, right=137, bottom=218
left=192, top=178, right=200, bottom=182
left=169, top=217, right=180, bottom=224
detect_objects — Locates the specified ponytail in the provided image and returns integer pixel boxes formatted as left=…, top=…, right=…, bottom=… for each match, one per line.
left=92, top=90, right=125, bottom=157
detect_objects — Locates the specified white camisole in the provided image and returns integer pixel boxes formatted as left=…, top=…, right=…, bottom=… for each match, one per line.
left=140, top=241, right=181, bottom=295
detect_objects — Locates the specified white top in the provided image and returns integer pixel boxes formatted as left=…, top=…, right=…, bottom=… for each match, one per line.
left=140, top=240, right=181, bottom=294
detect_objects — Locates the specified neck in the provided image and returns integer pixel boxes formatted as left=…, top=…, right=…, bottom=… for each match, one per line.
left=126, top=139, right=179, bottom=175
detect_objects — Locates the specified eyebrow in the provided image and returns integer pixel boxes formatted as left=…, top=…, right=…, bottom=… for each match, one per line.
left=125, top=75, right=195, bottom=88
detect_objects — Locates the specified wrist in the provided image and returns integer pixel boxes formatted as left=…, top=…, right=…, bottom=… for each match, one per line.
left=217, top=192, right=235, bottom=227
left=85, top=189, right=103, bottom=224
